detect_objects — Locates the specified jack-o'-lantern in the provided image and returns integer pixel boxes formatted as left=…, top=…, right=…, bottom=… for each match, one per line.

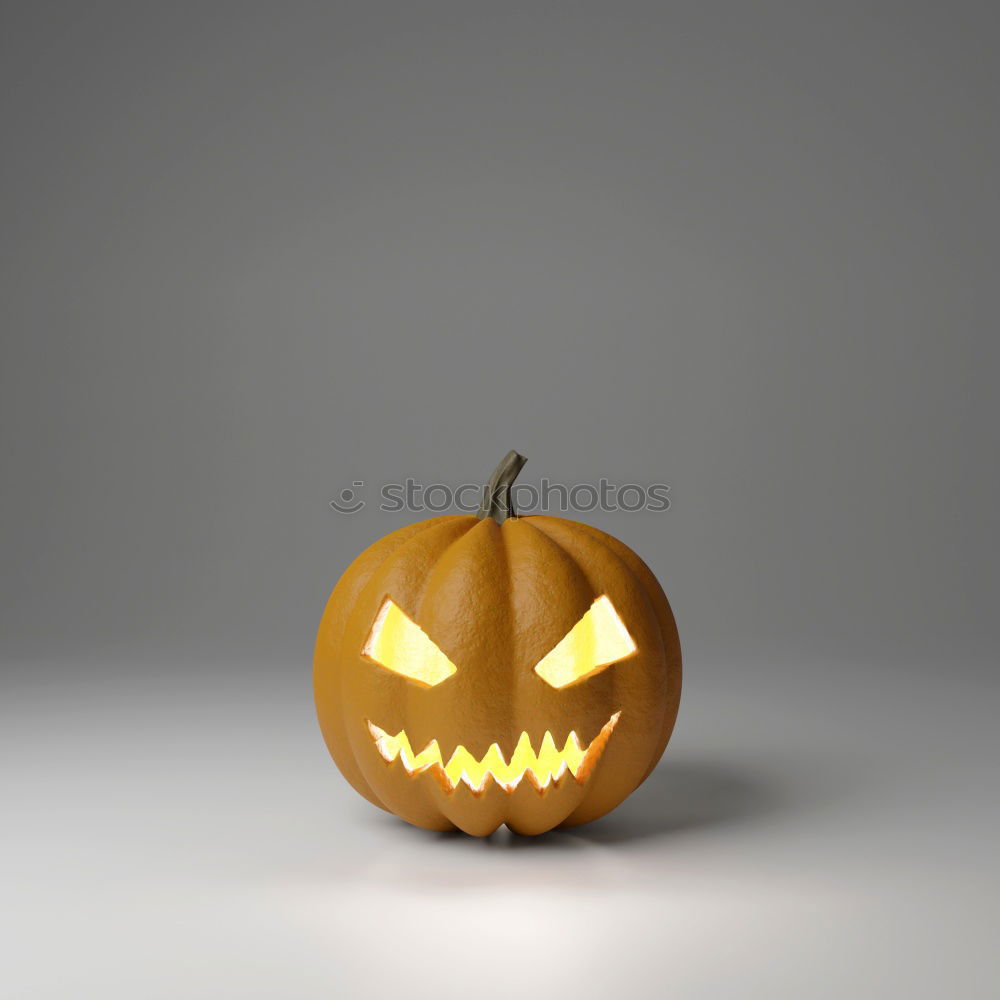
left=314, top=451, right=681, bottom=836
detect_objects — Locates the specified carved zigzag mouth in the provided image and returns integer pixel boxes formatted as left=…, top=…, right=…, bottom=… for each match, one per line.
left=367, top=712, right=620, bottom=794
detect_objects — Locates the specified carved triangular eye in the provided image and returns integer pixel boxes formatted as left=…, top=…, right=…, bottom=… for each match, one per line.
left=362, top=598, right=457, bottom=687
left=534, top=596, right=637, bottom=689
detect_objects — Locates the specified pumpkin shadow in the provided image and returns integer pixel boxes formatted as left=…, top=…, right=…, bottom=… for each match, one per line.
left=502, top=759, right=784, bottom=848
left=352, top=759, right=797, bottom=889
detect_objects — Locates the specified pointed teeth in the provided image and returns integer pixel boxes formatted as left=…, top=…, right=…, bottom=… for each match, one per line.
left=574, top=711, right=621, bottom=785
left=538, top=731, right=558, bottom=755
left=366, top=713, right=620, bottom=793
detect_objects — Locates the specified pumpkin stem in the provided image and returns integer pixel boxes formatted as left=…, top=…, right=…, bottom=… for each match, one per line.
left=476, top=450, right=528, bottom=523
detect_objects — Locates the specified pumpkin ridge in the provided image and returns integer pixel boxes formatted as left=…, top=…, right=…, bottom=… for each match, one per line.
left=344, top=517, right=474, bottom=822
left=492, top=518, right=525, bottom=810
left=314, top=516, right=467, bottom=813
left=500, top=517, right=601, bottom=832
left=525, top=515, right=672, bottom=825
left=528, top=517, right=660, bottom=645
left=540, top=516, right=682, bottom=785
left=381, top=517, right=477, bottom=616
left=413, top=519, right=501, bottom=824
left=413, top=519, right=515, bottom=832
left=519, top=515, right=634, bottom=752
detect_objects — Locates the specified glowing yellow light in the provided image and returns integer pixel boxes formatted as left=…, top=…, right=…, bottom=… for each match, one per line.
left=362, top=598, right=457, bottom=686
left=533, top=595, right=636, bottom=689
left=368, top=713, right=620, bottom=793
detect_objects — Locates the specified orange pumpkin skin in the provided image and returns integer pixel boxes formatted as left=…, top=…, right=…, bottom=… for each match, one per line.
left=314, top=514, right=681, bottom=836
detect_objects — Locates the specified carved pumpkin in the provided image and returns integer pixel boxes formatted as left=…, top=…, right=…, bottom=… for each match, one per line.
left=314, top=451, right=681, bottom=836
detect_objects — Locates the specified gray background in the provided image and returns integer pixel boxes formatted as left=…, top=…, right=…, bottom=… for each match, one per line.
left=2, top=3, right=997, bottom=997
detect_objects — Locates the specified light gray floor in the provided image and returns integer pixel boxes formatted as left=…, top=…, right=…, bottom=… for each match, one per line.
left=4, top=645, right=995, bottom=999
